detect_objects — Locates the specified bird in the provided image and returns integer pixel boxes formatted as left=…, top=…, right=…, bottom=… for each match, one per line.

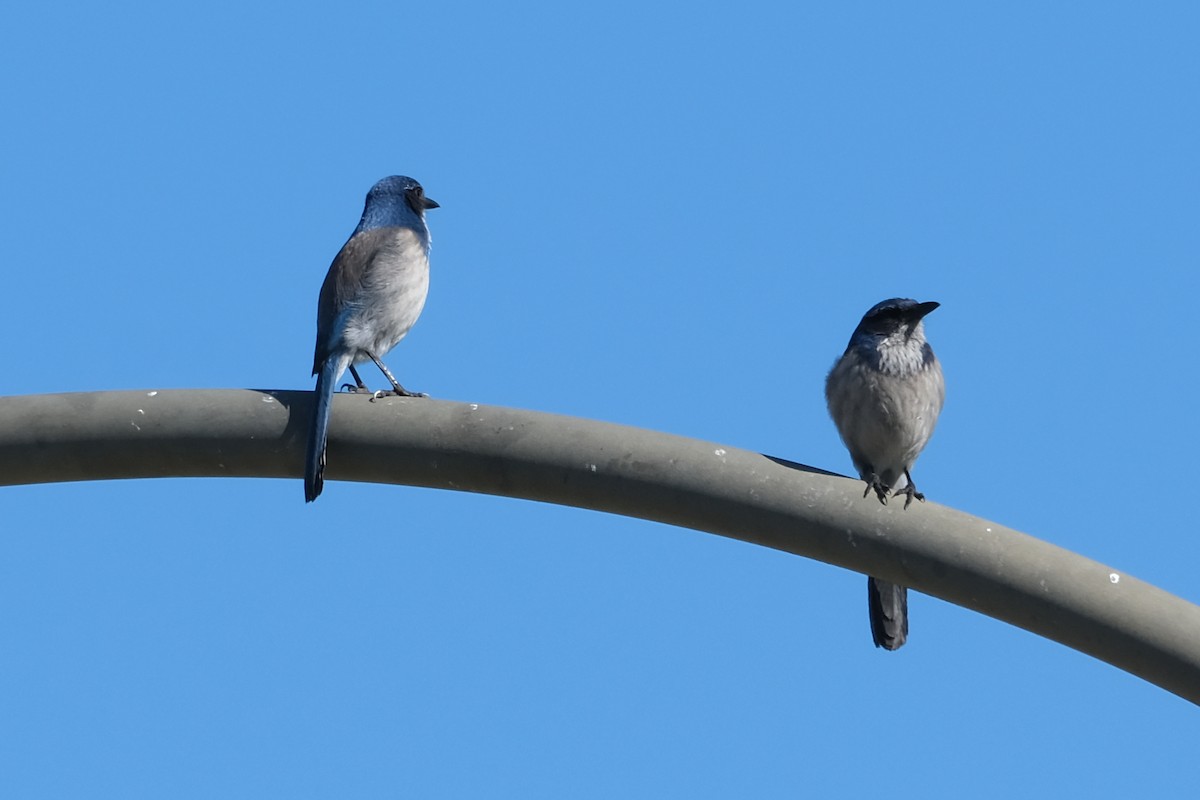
left=304, top=175, right=439, bottom=503
left=825, top=298, right=945, bottom=650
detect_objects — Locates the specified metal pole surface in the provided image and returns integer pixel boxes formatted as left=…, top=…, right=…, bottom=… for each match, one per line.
left=2, top=389, right=1198, bottom=704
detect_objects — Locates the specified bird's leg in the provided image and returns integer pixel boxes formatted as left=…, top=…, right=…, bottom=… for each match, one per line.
left=340, top=365, right=374, bottom=393
left=898, top=469, right=926, bottom=509
left=368, top=354, right=428, bottom=399
left=862, top=471, right=890, bottom=505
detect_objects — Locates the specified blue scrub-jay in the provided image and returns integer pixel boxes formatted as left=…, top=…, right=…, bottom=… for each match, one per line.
left=304, top=175, right=438, bottom=503
left=825, top=298, right=944, bottom=650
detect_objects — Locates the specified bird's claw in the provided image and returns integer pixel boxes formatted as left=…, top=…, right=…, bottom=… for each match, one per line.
left=898, top=485, right=925, bottom=510
left=863, top=475, right=890, bottom=505
left=367, top=389, right=429, bottom=402
left=340, top=383, right=374, bottom=394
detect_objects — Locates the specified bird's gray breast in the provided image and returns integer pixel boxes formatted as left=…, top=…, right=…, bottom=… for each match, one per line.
left=337, top=226, right=430, bottom=360
left=827, top=346, right=944, bottom=486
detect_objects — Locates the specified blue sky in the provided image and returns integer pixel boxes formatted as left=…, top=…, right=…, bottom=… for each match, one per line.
left=3, top=1, right=1199, bottom=796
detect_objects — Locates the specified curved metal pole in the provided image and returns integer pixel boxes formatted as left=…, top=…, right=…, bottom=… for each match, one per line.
left=2, top=389, right=1198, bottom=704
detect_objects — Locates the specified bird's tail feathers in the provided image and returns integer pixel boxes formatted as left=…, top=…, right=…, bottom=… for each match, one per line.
left=868, top=577, right=908, bottom=651
left=304, top=352, right=352, bottom=503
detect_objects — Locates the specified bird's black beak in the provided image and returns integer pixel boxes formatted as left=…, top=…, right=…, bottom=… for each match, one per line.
left=911, top=301, right=939, bottom=320
left=423, top=197, right=440, bottom=210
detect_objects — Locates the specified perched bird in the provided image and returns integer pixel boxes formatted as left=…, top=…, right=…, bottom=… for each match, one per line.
left=825, top=298, right=945, bottom=650
left=304, top=175, right=438, bottom=503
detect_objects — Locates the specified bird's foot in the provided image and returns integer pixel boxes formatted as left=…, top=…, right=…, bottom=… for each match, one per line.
left=898, top=484, right=925, bottom=509
left=863, top=474, right=890, bottom=505
left=340, top=383, right=375, bottom=394
left=368, top=389, right=430, bottom=402
left=899, top=469, right=925, bottom=509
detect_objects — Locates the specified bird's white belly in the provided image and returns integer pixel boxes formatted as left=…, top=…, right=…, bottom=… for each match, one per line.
left=338, top=234, right=431, bottom=361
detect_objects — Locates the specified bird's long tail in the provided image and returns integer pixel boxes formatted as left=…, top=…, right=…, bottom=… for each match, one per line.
left=305, top=352, right=352, bottom=503
left=868, top=577, right=908, bottom=650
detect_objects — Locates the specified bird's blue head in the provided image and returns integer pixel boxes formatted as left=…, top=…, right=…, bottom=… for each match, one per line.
left=847, top=297, right=940, bottom=354
left=356, top=175, right=439, bottom=233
